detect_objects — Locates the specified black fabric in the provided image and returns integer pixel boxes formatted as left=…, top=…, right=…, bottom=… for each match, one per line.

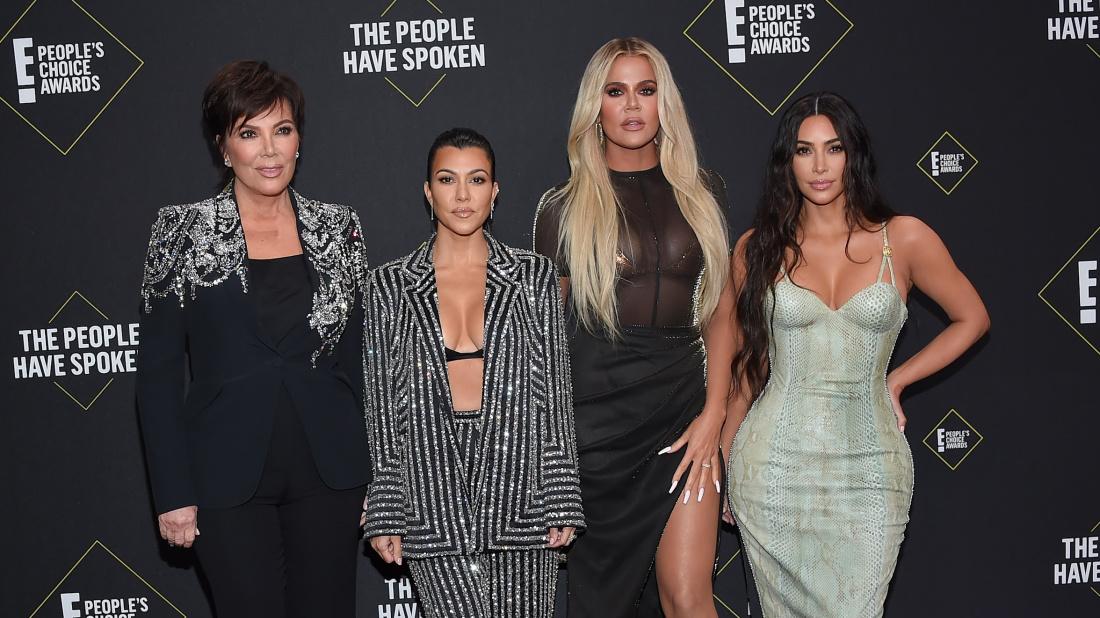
left=248, top=254, right=316, bottom=347
left=443, top=345, right=484, bottom=362
left=533, top=166, right=730, bottom=328
left=564, top=323, right=713, bottom=618
left=135, top=193, right=370, bottom=514
left=192, top=389, right=366, bottom=618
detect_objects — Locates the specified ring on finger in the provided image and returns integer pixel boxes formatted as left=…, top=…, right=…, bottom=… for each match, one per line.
left=700, top=462, right=713, bottom=469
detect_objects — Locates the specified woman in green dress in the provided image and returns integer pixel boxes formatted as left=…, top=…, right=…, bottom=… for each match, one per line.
left=724, top=92, right=990, bottom=617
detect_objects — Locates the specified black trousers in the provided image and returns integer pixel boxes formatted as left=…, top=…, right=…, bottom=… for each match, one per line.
left=193, top=391, right=366, bottom=618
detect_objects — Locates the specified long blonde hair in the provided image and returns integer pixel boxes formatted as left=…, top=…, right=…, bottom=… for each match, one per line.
left=550, top=37, right=729, bottom=336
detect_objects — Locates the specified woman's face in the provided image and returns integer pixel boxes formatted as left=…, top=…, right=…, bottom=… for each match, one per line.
left=424, top=146, right=498, bottom=237
left=221, top=99, right=298, bottom=199
left=792, top=114, right=846, bottom=208
left=599, top=55, right=660, bottom=153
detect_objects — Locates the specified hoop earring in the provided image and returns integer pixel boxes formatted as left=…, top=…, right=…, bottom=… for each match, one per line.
left=653, top=132, right=660, bottom=148
left=596, top=121, right=605, bottom=147
left=295, top=151, right=300, bottom=159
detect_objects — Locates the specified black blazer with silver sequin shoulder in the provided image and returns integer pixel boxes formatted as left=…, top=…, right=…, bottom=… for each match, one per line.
left=362, top=232, right=584, bottom=558
left=136, top=182, right=370, bottom=514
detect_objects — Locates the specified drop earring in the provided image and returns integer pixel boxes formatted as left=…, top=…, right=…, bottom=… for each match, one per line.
left=653, top=132, right=661, bottom=148
left=596, top=121, right=605, bottom=147
left=223, top=156, right=231, bottom=167
left=490, top=200, right=496, bottom=220
left=295, top=151, right=300, bottom=159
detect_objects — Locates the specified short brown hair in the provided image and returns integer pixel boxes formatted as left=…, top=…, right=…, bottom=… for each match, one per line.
left=201, top=60, right=305, bottom=144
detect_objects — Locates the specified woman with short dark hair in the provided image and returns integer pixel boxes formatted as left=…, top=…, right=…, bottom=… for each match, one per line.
left=136, top=60, right=369, bottom=617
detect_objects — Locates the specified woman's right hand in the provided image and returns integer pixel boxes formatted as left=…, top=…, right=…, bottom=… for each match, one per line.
left=370, top=535, right=404, bottom=566
left=158, top=506, right=199, bottom=549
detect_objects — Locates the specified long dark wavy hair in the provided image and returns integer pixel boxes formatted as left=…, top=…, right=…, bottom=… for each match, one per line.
left=733, top=92, right=897, bottom=400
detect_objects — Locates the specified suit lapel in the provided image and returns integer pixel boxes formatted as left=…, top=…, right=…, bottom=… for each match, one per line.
left=468, top=232, right=520, bottom=512
left=220, top=183, right=279, bottom=353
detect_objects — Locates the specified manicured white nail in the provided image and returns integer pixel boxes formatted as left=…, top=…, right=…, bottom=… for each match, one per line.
left=658, top=446, right=671, bottom=455
left=714, top=480, right=721, bottom=494
left=697, top=487, right=704, bottom=502
left=682, top=491, right=689, bottom=505
left=668, top=481, right=677, bottom=494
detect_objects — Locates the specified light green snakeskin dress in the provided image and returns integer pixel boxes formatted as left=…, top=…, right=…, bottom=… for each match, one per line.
left=728, top=227, right=914, bottom=617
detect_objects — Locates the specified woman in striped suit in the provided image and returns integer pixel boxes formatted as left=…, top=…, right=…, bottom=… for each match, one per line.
left=362, top=128, right=584, bottom=617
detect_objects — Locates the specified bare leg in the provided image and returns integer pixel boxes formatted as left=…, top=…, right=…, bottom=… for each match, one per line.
left=654, top=486, right=720, bottom=618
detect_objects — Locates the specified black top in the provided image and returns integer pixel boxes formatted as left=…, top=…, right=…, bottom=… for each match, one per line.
left=248, top=254, right=319, bottom=349
left=535, top=165, right=728, bottom=328
left=444, top=346, right=484, bottom=362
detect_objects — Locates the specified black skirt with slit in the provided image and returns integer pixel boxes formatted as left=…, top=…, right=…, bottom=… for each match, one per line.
left=565, top=321, right=708, bottom=617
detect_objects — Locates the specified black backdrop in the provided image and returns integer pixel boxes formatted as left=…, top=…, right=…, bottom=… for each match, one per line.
left=3, top=1, right=1099, bottom=616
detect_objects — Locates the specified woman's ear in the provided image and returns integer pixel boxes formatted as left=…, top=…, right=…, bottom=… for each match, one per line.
left=423, top=180, right=434, bottom=208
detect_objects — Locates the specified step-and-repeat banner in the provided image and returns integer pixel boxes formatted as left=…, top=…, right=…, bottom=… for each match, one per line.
left=3, top=1, right=1097, bottom=616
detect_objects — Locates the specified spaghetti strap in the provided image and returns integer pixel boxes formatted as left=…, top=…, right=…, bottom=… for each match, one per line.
left=878, top=224, right=897, bottom=286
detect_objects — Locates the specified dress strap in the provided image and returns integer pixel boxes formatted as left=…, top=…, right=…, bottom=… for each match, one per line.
left=877, top=224, right=897, bottom=286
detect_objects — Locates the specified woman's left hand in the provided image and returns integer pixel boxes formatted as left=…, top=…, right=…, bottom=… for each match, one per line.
left=547, top=526, right=577, bottom=548
left=886, top=373, right=907, bottom=432
left=661, top=406, right=724, bottom=505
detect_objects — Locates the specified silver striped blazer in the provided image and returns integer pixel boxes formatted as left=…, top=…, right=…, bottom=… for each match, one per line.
left=362, top=231, right=584, bottom=558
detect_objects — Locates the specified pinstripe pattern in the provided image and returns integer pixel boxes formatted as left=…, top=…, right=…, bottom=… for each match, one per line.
left=362, top=231, right=584, bottom=558
left=409, top=550, right=559, bottom=618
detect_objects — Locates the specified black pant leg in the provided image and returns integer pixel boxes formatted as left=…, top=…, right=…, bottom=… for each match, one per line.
left=277, top=388, right=366, bottom=618
left=193, top=501, right=286, bottom=618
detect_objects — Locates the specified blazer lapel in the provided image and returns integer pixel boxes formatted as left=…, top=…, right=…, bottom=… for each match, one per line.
left=468, top=232, right=520, bottom=511
left=290, top=188, right=323, bottom=293
left=220, top=182, right=279, bottom=353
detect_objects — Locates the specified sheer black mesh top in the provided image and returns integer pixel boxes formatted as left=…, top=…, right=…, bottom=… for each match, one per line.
left=534, top=165, right=727, bottom=329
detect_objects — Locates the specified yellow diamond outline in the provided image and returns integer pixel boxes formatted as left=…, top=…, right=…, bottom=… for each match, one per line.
left=376, top=0, right=447, bottom=107
left=1037, top=225, right=1100, bottom=358
left=0, top=0, right=144, bottom=155
left=1088, top=43, right=1099, bottom=60
left=27, top=539, right=187, bottom=617
left=1091, top=520, right=1100, bottom=598
left=915, top=130, right=981, bottom=196
left=45, top=290, right=116, bottom=411
left=683, top=0, right=854, bottom=116
left=921, top=408, right=984, bottom=471
left=712, top=548, right=745, bottom=617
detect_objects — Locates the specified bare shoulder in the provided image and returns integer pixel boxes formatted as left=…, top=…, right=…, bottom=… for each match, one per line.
left=886, top=215, right=943, bottom=251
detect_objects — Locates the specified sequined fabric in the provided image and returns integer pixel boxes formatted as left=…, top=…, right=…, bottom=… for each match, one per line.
left=409, top=549, right=558, bottom=617
left=139, top=181, right=367, bottom=365
left=361, top=231, right=584, bottom=558
left=727, top=227, right=914, bottom=618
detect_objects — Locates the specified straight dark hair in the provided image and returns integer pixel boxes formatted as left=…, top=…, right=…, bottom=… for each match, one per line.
left=425, top=127, right=497, bottom=227
left=733, top=92, right=897, bottom=400
left=425, top=127, right=496, bottom=181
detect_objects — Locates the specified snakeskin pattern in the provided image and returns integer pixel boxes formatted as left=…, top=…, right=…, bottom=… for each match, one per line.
left=728, top=227, right=915, bottom=617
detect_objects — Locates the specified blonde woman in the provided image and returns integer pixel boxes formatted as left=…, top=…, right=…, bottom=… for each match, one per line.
left=534, top=38, right=734, bottom=617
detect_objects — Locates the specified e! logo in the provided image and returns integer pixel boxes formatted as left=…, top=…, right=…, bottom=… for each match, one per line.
left=1080, top=260, right=1097, bottom=325
left=12, top=37, right=35, bottom=103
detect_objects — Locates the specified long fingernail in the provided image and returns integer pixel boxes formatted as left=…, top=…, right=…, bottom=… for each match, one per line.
left=682, top=491, right=689, bottom=504
left=714, top=480, right=721, bottom=494
left=697, top=487, right=705, bottom=502
left=668, top=481, right=677, bottom=494
left=658, top=446, right=671, bottom=455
